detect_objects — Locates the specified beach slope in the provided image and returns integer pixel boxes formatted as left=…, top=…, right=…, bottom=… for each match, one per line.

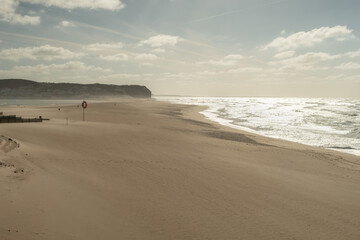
left=1, top=100, right=359, bottom=240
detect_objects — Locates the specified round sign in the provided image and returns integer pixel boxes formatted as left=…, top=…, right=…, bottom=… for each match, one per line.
left=82, top=101, right=87, bottom=109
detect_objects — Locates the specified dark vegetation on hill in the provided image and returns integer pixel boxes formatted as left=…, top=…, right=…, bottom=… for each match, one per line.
left=0, top=79, right=151, bottom=98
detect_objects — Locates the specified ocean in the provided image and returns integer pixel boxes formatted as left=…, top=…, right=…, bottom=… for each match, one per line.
left=156, top=96, right=360, bottom=156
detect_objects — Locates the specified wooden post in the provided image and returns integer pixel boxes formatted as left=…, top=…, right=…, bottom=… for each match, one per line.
left=81, top=100, right=87, bottom=121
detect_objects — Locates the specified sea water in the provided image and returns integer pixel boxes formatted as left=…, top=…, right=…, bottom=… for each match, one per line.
left=156, top=96, right=360, bottom=156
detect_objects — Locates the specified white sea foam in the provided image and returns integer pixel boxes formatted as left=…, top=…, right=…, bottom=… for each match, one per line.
left=156, top=96, right=360, bottom=156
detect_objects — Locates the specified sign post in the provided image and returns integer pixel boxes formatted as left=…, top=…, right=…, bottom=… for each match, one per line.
left=82, top=100, right=87, bottom=121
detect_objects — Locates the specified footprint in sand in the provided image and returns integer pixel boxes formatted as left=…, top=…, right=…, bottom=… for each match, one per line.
left=0, top=136, right=19, bottom=153
left=0, top=136, right=25, bottom=175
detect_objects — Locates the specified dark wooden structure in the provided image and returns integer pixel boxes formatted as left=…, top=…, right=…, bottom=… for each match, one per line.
left=0, top=115, right=48, bottom=123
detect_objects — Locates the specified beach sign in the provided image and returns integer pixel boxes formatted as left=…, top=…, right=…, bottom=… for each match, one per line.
left=82, top=100, right=87, bottom=121
left=82, top=101, right=88, bottom=109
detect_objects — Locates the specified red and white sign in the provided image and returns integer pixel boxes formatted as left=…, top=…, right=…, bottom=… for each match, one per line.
left=82, top=101, right=87, bottom=109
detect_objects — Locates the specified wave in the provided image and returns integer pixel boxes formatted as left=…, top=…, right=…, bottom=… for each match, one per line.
left=325, top=146, right=356, bottom=150
left=156, top=97, right=360, bottom=156
left=346, top=128, right=360, bottom=139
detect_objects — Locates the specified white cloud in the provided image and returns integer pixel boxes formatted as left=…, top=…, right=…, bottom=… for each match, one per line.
left=228, top=67, right=263, bottom=73
left=283, top=52, right=339, bottom=64
left=152, top=48, right=166, bottom=53
left=276, top=52, right=340, bottom=70
left=274, top=51, right=296, bottom=59
left=0, top=45, right=83, bottom=61
left=0, top=0, right=124, bottom=25
left=84, top=43, right=127, bottom=61
left=140, top=35, right=182, bottom=47
left=343, top=49, right=360, bottom=58
left=335, top=62, right=360, bottom=70
left=197, top=71, right=217, bottom=76
left=140, top=62, right=154, bottom=66
left=98, top=73, right=155, bottom=84
left=199, top=54, right=244, bottom=66
left=0, top=0, right=40, bottom=25
left=100, top=53, right=129, bottom=61
left=224, top=54, right=243, bottom=61
left=20, top=0, right=125, bottom=10
left=0, top=61, right=110, bottom=78
left=159, top=72, right=196, bottom=81
left=135, top=53, right=158, bottom=61
left=13, top=61, right=110, bottom=73
left=99, top=73, right=142, bottom=80
left=84, top=42, right=123, bottom=52
left=58, top=20, right=75, bottom=27
left=264, top=26, right=354, bottom=51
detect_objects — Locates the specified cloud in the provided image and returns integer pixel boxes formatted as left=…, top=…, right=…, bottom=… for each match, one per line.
left=97, top=73, right=156, bottom=84
left=135, top=53, right=158, bottom=61
left=99, top=73, right=142, bottom=80
left=84, top=42, right=124, bottom=52
left=83, top=43, right=127, bottom=61
left=140, top=35, right=182, bottom=47
left=224, top=55, right=243, bottom=60
left=228, top=67, right=263, bottom=73
left=0, top=45, right=83, bottom=61
left=335, top=62, right=360, bottom=70
left=58, top=20, right=76, bottom=27
left=196, top=71, right=217, bottom=76
left=1, top=0, right=124, bottom=25
left=0, top=61, right=110, bottom=78
left=274, top=51, right=296, bottom=59
left=140, top=62, right=154, bottom=66
left=275, top=52, right=340, bottom=70
left=152, top=48, right=166, bottom=54
left=283, top=52, right=339, bottom=63
left=264, top=26, right=354, bottom=51
left=20, top=0, right=125, bottom=10
left=13, top=61, right=110, bottom=73
left=100, top=53, right=129, bottom=61
left=0, top=0, right=40, bottom=25
left=198, top=54, right=244, bottom=66
left=343, top=49, right=360, bottom=58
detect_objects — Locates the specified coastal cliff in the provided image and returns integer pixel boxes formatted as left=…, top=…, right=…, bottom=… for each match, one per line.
left=0, top=79, right=151, bottom=98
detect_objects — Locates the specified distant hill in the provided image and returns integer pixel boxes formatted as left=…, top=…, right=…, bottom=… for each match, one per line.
left=0, top=79, right=151, bottom=98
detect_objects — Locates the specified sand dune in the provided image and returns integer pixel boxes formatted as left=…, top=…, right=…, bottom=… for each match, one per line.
left=0, top=99, right=359, bottom=240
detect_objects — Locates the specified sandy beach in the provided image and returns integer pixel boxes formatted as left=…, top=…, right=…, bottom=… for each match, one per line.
left=1, top=99, right=360, bottom=240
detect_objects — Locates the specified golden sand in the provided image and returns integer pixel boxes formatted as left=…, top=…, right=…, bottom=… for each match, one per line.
left=1, top=99, right=359, bottom=240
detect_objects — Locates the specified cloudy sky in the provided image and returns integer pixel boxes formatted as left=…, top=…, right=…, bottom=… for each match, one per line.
left=0, top=0, right=359, bottom=97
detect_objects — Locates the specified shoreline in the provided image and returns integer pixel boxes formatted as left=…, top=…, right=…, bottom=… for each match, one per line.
left=197, top=107, right=360, bottom=157
left=1, top=99, right=360, bottom=239
left=164, top=99, right=360, bottom=162
left=155, top=97, right=360, bottom=157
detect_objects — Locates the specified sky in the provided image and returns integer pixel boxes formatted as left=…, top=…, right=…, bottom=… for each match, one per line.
left=0, top=0, right=360, bottom=97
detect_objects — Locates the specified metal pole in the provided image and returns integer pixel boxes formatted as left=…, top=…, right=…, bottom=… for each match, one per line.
left=83, top=108, right=85, bottom=121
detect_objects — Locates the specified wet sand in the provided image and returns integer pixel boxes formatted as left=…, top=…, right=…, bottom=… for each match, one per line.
left=1, top=99, right=360, bottom=240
